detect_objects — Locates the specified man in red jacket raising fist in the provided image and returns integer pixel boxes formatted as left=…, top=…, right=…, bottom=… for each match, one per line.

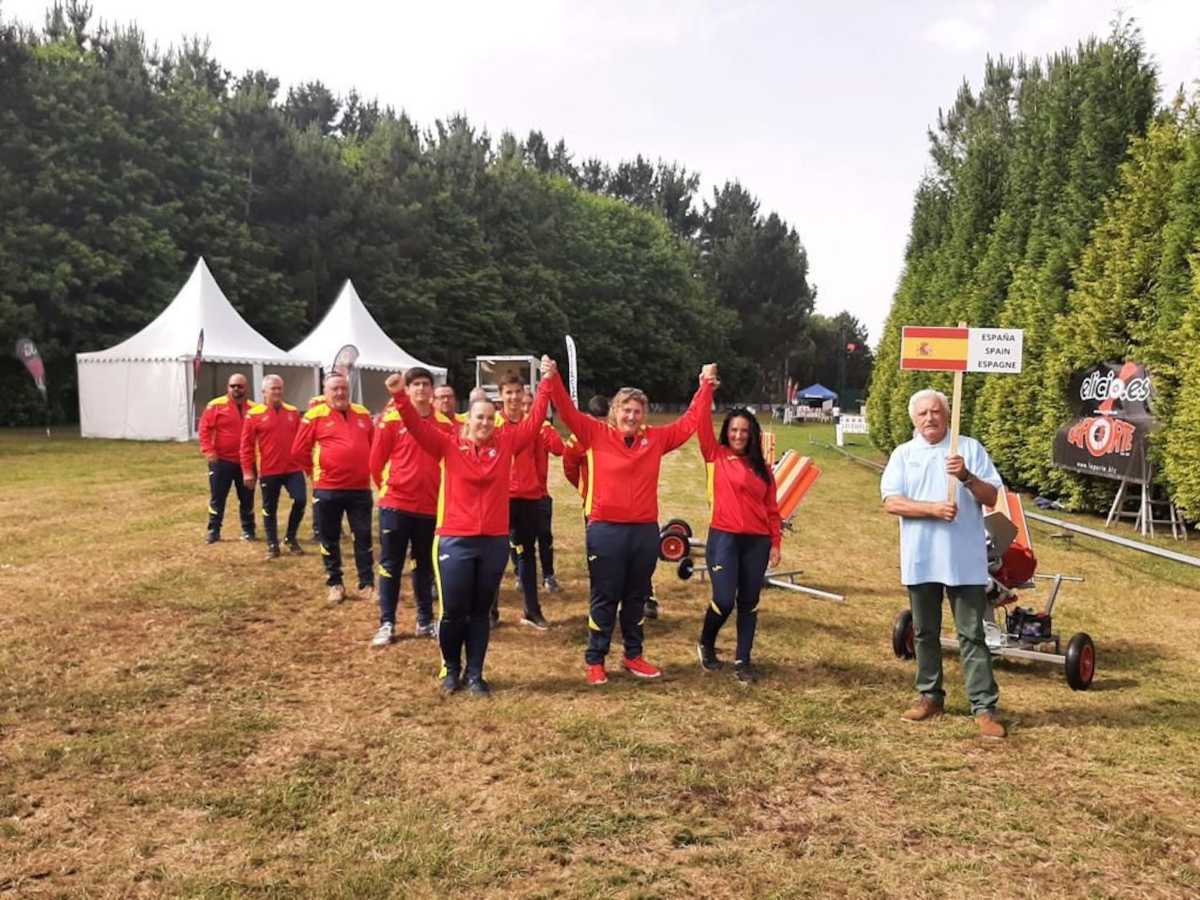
left=199, top=373, right=255, bottom=544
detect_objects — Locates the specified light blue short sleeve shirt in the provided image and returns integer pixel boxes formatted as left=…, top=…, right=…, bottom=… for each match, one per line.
left=880, top=432, right=1003, bottom=586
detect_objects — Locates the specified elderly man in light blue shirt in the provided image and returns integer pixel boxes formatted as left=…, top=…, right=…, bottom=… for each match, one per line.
left=881, top=388, right=1006, bottom=739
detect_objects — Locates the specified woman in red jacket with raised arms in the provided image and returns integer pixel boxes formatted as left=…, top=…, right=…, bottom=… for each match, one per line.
left=695, top=395, right=782, bottom=685
left=387, top=359, right=554, bottom=696
left=547, top=363, right=718, bottom=685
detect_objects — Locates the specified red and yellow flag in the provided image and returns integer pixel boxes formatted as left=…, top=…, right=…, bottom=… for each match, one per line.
left=900, top=326, right=969, bottom=371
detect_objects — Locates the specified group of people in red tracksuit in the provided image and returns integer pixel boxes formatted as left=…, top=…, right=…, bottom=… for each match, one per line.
left=208, top=354, right=784, bottom=695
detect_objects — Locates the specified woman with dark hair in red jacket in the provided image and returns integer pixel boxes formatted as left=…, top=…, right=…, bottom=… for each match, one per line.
left=695, top=402, right=782, bottom=685
left=387, top=359, right=555, bottom=696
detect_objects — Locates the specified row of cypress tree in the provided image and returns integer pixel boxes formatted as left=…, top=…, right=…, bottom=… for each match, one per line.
left=867, top=23, right=1200, bottom=519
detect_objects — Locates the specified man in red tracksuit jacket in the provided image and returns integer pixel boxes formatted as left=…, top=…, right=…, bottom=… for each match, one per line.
left=240, top=374, right=306, bottom=560
left=367, top=366, right=454, bottom=645
left=522, top=388, right=565, bottom=594
left=495, top=373, right=556, bottom=630
left=199, top=372, right=255, bottom=543
left=291, top=373, right=375, bottom=605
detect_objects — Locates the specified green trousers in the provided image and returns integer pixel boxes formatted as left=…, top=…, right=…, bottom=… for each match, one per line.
left=907, top=582, right=999, bottom=715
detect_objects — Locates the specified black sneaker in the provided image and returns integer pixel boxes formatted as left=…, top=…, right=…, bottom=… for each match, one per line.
left=285, top=539, right=305, bottom=556
left=415, top=620, right=437, bottom=639
left=265, top=543, right=281, bottom=560
left=644, top=597, right=659, bottom=620
left=733, top=661, right=756, bottom=686
left=520, top=612, right=550, bottom=631
left=440, top=670, right=462, bottom=694
left=205, top=531, right=219, bottom=545
left=240, top=531, right=256, bottom=542
left=465, top=676, right=491, bottom=696
left=697, top=642, right=721, bottom=672
left=543, top=574, right=562, bottom=593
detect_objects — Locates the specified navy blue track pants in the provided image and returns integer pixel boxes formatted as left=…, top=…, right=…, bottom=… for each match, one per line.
left=377, top=508, right=435, bottom=627
left=584, top=521, right=659, bottom=665
left=260, top=471, right=306, bottom=546
left=435, top=535, right=509, bottom=679
left=208, top=459, right=255, bottom=537
left=314, top=489, right=374, bottom=589
left=700, top=528, right=770, bottom=664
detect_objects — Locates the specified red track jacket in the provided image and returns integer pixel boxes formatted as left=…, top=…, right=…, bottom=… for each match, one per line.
left=393, top=378, right=551, bottom=536
left=548, top=376, right=712, bottom=524
left=291, top=402, right=374, bottom=490
left=698, top=413, right=782, bottom=549
left=369, top=408, right=455, bottom=515
left=199, top=395, right=249, bottom=463
left=240, top=401, right=303, bottom=478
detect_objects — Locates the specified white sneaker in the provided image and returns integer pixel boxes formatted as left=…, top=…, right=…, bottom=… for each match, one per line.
left=358, top=585, right=376, bottom=604
left=327, top=584, right=346, bottom=605
left=371, top=622, right=394, bottom=647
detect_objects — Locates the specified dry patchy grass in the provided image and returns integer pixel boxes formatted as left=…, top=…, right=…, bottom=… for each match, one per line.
left=0, top=424, right=1197, bottom=898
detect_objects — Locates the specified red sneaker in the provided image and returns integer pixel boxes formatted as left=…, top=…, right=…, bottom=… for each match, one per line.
left=587, top=664, right=608, bottom=686
left=622, top=656, right=662, bottom=679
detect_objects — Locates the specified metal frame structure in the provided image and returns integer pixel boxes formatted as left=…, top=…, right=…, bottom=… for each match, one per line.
left=472, top=355, right=540, bottom=401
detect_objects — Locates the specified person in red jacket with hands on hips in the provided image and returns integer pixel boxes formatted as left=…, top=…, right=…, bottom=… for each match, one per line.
left=694, top=380, right=782, bottom=685
left=546, top=361, right=717, bottom=686
left=199, top=373, right=256, bottom=544
left=387, top=358, right=554, bottom=696
left=291, top=373, right=375, bottom=605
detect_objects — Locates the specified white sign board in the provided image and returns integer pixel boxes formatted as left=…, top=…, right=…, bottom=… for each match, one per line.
left=840, top=414, right=869, bottom=434
left=836, top=413, right=869, bottom=447
left=967, top=328, right=1023, bottom=373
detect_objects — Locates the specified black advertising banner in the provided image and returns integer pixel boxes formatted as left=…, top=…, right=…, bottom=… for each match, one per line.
left=1052, top=361, right=1155, bottom=483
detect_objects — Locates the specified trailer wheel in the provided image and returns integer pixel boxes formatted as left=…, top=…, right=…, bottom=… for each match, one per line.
left=659, top=532, right=689, bottom=562
left=678, top=558, right=695, bottom=580
left=663, top=518, right=693, bottom=539
left=891, top=609, right=915, bottom=660
left=1064, top=632, right=1096, bottom=691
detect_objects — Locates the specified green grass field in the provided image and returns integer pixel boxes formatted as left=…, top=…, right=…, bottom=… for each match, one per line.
left=1, top=424, right=1198, bottom=898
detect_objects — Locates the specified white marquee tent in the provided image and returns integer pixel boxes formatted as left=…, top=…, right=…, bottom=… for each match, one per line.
left=77, top=258, right=321, bottom=441
left=289, top=280, right=447, bottom=411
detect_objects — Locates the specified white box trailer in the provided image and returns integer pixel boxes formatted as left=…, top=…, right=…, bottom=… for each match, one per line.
left=472, top=355, right=540, bottom=400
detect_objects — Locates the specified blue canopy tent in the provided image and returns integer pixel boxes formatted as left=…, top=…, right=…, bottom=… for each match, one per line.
left=796, top=383, right=838, bottom=406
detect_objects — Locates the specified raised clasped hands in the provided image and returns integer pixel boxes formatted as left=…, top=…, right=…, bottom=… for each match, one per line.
left=700, top=363, right=720, bottom=388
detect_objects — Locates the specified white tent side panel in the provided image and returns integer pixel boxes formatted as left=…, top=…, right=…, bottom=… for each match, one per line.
left=78, top=360, right=190, bottom=441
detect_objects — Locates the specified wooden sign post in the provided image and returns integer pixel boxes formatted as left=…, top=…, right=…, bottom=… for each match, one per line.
left=900, top=322, right=1024, bottom=499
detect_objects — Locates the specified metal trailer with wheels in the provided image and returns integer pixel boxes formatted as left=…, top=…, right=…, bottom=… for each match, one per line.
left=659, top=449, right=846, bottom=604
left=889, top=485, right=1096, bottom=690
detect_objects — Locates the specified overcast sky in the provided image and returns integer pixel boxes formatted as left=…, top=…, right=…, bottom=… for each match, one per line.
left=7, top=0, right=1200, bottom=345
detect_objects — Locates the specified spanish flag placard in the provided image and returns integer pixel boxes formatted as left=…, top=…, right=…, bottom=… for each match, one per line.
left=900, top=326, right=969, bottom=371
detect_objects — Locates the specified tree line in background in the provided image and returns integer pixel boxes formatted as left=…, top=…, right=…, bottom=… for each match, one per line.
left=0, top=1, right=874, bottom=425
left=868, top=22, right=1200, bottom=518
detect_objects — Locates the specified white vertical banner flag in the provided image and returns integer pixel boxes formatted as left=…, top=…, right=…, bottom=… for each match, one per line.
left=564, top=334, right=578, bottom=405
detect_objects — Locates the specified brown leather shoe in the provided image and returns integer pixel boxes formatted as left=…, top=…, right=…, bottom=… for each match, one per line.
left=900, top=696, right=944, bottom=722
left=976, top=711, right=1007, bottom=740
